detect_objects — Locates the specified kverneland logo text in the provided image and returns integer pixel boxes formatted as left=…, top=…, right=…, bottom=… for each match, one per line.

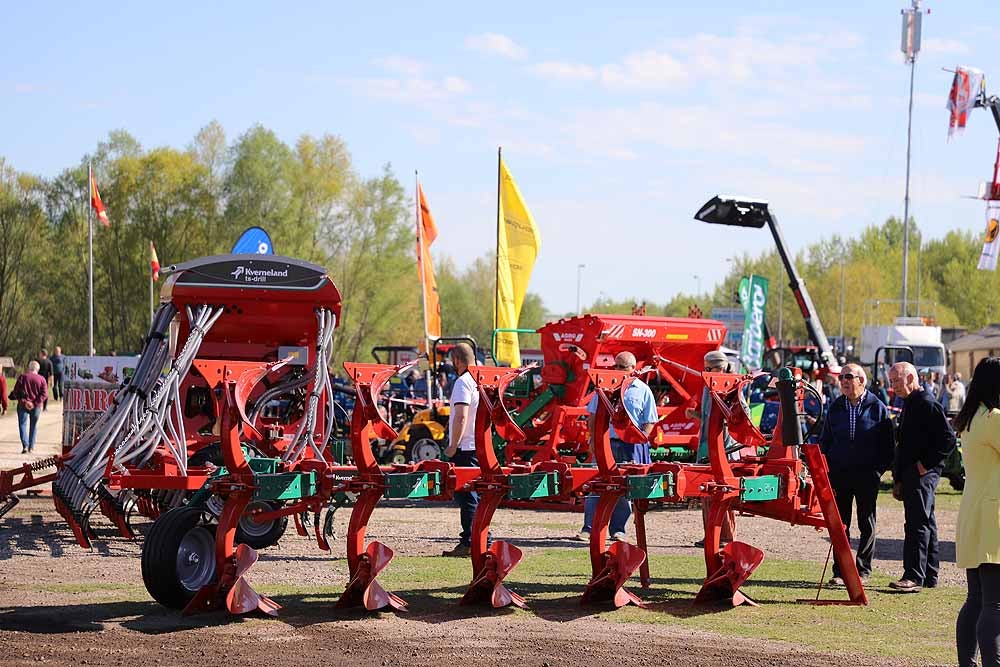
left=230, top=265, right=289, bottom=282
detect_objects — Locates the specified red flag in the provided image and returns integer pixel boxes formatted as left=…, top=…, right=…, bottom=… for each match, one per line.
left=90, top=170, right=109, bottom=227
left=150, top=241, right=160, bottom=281
left=416, top=182, right=441, bottom=338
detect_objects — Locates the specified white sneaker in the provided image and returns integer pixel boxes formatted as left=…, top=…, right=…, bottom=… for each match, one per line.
left=612, top=532, right=627, bottom=542
left=575, top=530, right=590, bottom=542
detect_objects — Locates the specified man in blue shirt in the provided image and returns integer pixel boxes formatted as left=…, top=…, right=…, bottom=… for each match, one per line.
left=577, top=351, right=658, bottom=542
left=819, top=363, right=894, bottom=585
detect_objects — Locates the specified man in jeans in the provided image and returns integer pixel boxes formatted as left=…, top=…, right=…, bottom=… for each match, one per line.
left=889, top=361, right=957, bottom=593
left=819, top=363, right=894, bottom=585
left=441, top=343, right=487, bottom=557
left=577, top=351, right=658, bottom=542
left=13, top=361, right=48, bottom=454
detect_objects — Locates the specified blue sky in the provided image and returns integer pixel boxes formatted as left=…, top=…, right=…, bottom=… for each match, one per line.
left=3, top=1, right=999, bottom=314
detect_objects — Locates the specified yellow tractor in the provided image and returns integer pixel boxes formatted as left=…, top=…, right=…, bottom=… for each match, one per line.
left=381, top=403, right=450, bottom=464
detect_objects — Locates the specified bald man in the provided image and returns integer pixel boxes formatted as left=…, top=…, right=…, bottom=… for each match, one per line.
left=577, top=351, right=658, bottom=542
left=888, top=361, right=957, bottom=593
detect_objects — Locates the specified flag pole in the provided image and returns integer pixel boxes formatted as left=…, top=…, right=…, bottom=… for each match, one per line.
left=494, top=147, right=502, bottom=335
left=87, top=162, right=95, bottom=357
left=416, top=170, right=433, bottom=403
left=149, top=241, right=154, bottom=327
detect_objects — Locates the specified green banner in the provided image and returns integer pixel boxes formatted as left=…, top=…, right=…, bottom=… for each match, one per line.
left=738, top=275, right=769, bottom=371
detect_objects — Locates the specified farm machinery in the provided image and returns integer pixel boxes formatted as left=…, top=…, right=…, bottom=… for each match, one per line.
left=500, top=314, right=730, bottom=465
left=24, top=254, right=345, bottom=548
left=137, top=346, right=867, bottom=616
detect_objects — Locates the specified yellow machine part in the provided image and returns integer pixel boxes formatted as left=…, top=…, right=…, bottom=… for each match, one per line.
left=392, top=406, right=449, bottom=447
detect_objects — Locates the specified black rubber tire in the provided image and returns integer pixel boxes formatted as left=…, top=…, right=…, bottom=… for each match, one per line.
left=236, top=500, right=288, bottom=549
left=141, top=506, right=215, bottom=609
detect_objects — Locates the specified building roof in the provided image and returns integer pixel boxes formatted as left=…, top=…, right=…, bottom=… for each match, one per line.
left=948, top=325, right=1000, bottom=352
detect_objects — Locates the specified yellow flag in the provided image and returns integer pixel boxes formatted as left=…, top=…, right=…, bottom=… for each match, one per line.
left=495, top=157, right=541, bottom=367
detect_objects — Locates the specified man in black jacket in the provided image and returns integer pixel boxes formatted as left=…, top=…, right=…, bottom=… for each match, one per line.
left=819, top=363, right=894, bottom=585
left=888, top=361, right=957, bottom=593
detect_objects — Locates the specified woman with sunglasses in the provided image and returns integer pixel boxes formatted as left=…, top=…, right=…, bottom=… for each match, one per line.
left=818, top=363, right=894, bottom=586
left=954, top=357, right=1000, bottom=666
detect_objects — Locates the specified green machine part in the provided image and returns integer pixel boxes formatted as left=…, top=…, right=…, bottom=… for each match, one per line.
left=383, top=470, right=442, bottom=499
left=626, top=472, right=676, bottom=500
left=740, top=474, right=781, bottom=502
left=253, top=471, right=317, bottom=501
left=507, top=471, right=560, bottom=500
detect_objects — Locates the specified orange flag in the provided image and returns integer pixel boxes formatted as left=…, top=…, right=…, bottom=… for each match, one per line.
left=90, top=169, right=109, bottom=227
left=150, top=241, right=161, bottom=281
left=416, top=182, right=441, bottom=339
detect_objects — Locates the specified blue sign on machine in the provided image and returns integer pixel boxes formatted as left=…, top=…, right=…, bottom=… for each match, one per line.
left=232, top=226, right=275, bottom=255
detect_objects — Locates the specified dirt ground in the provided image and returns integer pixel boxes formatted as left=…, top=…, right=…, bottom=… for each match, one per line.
left=0, top=402, right=961, bottom=666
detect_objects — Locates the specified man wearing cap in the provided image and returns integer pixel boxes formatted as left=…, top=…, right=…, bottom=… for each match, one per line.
left=687, top=350, right=738, bottom=547
left=576, top=351, right=658, bottom=543
left=819, top=363, right=894, bottom=585
left=888, top=361, right=957, bottom=593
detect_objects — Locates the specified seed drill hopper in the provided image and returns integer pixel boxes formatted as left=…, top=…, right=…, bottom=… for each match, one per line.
left=47, top=254, right=342, bottom=548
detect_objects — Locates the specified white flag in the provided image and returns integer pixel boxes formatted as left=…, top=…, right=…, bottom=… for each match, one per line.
left=977, top=200, right=1000, bottom=271
left=948, top=66, right=985, bottom=139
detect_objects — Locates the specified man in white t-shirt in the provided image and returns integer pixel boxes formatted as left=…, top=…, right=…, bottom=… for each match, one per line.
left=441, top=342, right=486, bottom=557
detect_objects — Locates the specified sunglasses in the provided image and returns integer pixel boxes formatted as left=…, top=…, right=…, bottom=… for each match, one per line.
left=839, top=374, right=860, bottom=382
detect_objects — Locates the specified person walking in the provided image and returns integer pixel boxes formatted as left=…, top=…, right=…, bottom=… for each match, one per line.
left=36, top=349, right=52, bottom=411
left=819, top=363, right=895, bottom=585
left=889, top=361, right=957, bottom=593
left=952, top=357, right=1000, bottom=666
left=577, top=351, right=658, bottom=542
left=11, top=361, right=49, bottom=454
left=50, top=346, right=65, bottom=402
left=441, top=343, right=485, bottom=557
left=0, top=371, right=7, bottom=416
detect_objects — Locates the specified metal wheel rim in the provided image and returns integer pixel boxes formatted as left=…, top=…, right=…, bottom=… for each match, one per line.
left=239, top=500, right=276, bottom=538
left=412, top=438, right=441, bottom=461
left=175, top=525, right=216, bottom=592
left=390, top=452, right=408, bottom=465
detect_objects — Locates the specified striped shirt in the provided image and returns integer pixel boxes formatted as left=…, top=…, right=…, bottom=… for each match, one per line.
left=847, top=390, right=867, bottom=441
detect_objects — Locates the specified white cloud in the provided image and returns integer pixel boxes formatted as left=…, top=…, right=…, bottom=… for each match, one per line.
left=921, top=38, right=970, bottom=56
left=529, top=61, right=597, bottom=82
left=464, top=33, right=527, bottom=60
left=349, top=75, right=470, bottom=106
left=373, top=57, right=426, bottom=77
left=443, top=76, right=471, bottom=94
left=598, top=50, right=688, bottom=90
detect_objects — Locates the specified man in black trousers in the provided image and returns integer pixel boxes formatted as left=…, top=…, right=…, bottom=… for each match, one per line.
left=888, top=361, right=957, bottom=593
left=819, top=363, right=895, bottom=585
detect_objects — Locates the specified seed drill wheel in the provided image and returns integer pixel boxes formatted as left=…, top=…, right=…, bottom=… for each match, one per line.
left=189, top=444, right=288, bottom=549
left=142, top=506, right=217, bottom=609
left=237, top=500, right=289, bottom=549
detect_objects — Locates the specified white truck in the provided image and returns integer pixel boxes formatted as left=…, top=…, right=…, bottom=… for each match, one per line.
left=860, top=317, right=948, bottom=379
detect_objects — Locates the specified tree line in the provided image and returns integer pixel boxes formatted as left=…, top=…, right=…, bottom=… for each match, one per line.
left=0, top=122, right=993, bottom=366
left=0, top=123, right=546, bottom=366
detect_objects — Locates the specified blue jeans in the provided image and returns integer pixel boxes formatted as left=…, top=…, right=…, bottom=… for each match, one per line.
left=17, top=404, right=40, bottom=452
left=581, top=440, right=642, bottom=535
left=451, top=450, right=491, bottom=547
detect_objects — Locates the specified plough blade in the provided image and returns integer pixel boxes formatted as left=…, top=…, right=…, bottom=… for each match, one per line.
left=461, top=541, right=527, bottom=609
left=582, top=541, right=647, bottom=608
left=184, top=544, right=279, bottom=616
left=338, top=540, right=407, bottom=612
left=694, top=541, right=764, bottom=607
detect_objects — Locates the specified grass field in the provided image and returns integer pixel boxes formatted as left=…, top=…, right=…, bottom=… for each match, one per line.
left=270, top=550, right=960, bottom=664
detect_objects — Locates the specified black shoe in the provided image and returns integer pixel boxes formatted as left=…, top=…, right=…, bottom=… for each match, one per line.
left=924, top=580, right=938, bottom=589
left=441, top=544, right=471, bottom=557
left=21, top=448, right=27, bottom=454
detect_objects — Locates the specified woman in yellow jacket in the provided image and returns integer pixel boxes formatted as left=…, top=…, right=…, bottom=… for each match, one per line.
left=954, top=357, right=1000, bottom=667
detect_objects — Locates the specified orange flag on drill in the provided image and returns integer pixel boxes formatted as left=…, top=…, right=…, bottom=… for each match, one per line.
left=416, top=181, right=441, bottom=339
